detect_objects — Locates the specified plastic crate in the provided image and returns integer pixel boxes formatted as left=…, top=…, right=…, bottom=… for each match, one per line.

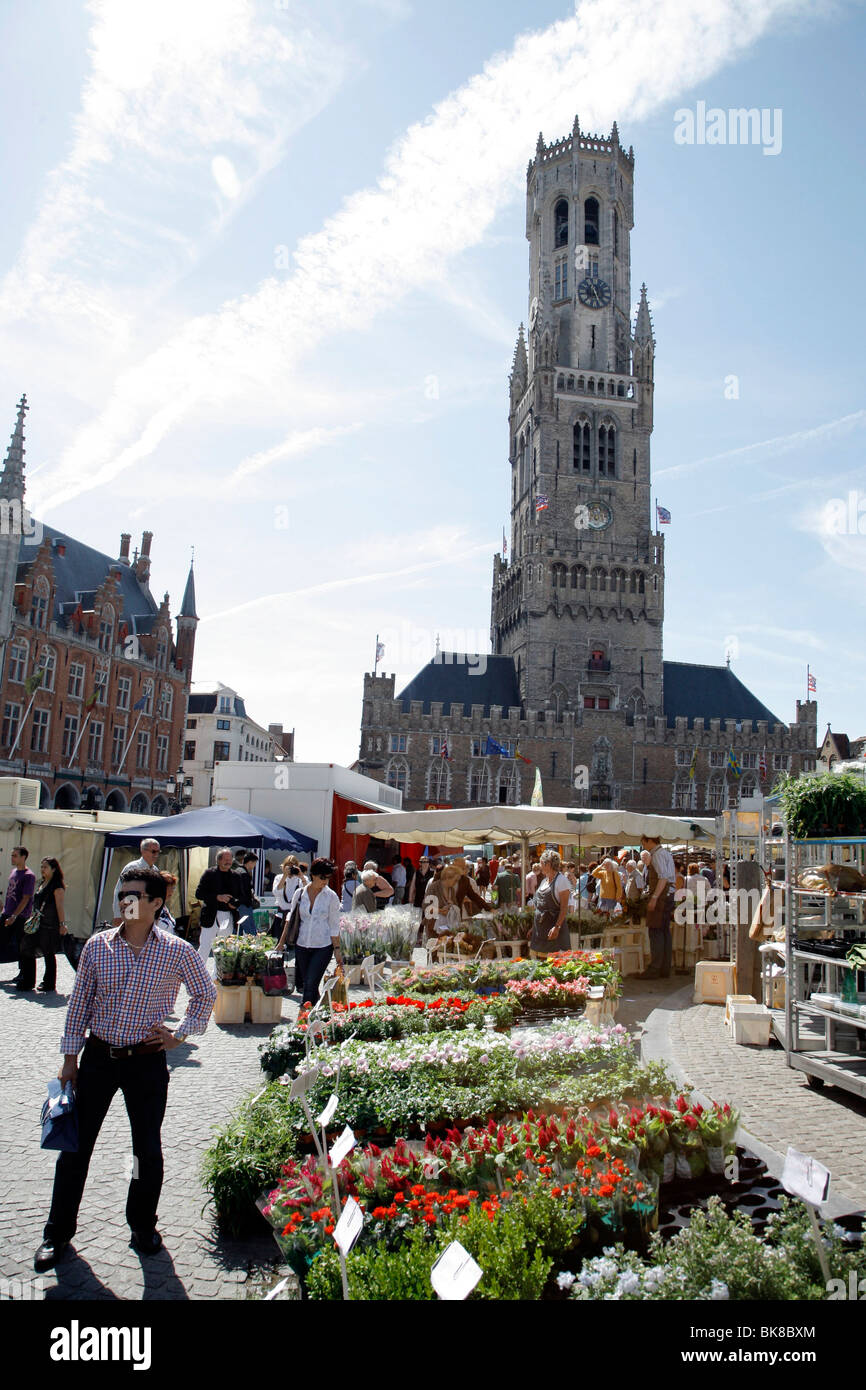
left=724, top=994, right=757, bottom=1029
left=731, top=1004, right=772, bottom=1046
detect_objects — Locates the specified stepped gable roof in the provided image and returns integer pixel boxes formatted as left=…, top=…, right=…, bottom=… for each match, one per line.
left=188, top=691, right=248, bottom=718
left=397, top=654, right=522, bottom=717
left=663, top=661, right=781, bottom=730
left=18, top=523, right=157, bottom=628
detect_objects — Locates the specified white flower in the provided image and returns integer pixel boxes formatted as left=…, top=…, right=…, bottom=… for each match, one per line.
left=595, top=1258, right=618, bottom=1281
left=710, top=1279, right=729, bottom=1300
left=616, top=1270, right=640, bottom=1295
left=556, top=1271, right=576, bottom=1290
left=578, top=1269, right=601, bottom=1288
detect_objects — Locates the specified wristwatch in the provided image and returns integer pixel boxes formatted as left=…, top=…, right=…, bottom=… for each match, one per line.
left=174, top=1032, right=189, bottom=1043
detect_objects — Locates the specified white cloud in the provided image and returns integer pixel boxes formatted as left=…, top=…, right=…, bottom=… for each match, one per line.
left=229, top=423, right=364, bottom=484
left=31, top=0, right=815, bottom=514
left=798, top=487, right=866, bottom=575
left=212, top=156, right=242, bottom=200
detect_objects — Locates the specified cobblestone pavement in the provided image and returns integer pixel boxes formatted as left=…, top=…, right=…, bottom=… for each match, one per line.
left=634, top=977, right=866, bottom=1211
left=0, top=954, right=297, bottom=1301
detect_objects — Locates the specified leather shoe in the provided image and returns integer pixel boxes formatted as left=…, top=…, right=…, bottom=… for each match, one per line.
left=130, top=1229, right=163, bottom=1255
left=37, top=984, right=56, bottom=993
left=34, top=1240, right=69, bottom=1272
left=15, top=982, right=33, bottom=991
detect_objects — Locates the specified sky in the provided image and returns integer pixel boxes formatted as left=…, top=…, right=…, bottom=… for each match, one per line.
left=1, top=0, right=865, bottom=765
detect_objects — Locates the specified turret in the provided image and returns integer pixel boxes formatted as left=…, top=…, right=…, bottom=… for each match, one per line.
left=175, top=553, right=198, bottom=674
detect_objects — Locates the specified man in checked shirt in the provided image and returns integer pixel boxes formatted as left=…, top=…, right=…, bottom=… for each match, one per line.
left=34, top=865, right=216, bottom=1272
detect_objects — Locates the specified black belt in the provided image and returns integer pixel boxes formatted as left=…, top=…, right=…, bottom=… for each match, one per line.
left=88, top=1034, right=163, bottom=1059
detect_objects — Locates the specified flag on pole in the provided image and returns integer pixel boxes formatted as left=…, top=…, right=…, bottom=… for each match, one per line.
left=440, top=738, right=452, bottom=761
left=688, top=746, right=698, bottom=781
left=24, top=668, right=44, bottom=696
left=515, top=746, right=533, bottom=765
left=807, top=671, right=816, bottom=693
left=535, top=495, right=549, bottom=514
left=132, top=693, right=148, bottom=712
left=502, top=528, right=507, bottom=556
left=483, top=734, right=511, bottom=757
left=758, top=748, right=768, bottom=782
left=84, top=686, right=102, bottom=711
left=530, top=767, right=544, bottom=806
left=727, top=747, right=742, bottom=778
left=376, top=641, right=385, bottom=664
left=656, top=504, right=671, bottom=525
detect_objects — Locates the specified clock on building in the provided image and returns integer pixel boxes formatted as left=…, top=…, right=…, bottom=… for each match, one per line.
left=577, top=277, right=612, bottom=309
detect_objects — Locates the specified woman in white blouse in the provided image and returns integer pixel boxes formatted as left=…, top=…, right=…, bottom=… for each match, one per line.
left=277, top=858, right=343, bottom=1006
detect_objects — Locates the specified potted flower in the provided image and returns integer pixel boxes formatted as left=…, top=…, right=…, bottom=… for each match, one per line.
left=696, top=1101, right=739, bottom=1174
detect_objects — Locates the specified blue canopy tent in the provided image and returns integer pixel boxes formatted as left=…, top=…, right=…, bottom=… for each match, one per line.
left=95, top=806, right=318, bottom=931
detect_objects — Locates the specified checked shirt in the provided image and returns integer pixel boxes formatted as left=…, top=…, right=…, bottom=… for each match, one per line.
left=60, top=925, right=216, bottom=1054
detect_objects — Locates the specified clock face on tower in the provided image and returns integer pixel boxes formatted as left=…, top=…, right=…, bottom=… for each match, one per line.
left=577, top=277, right=612, bottom=309
left=575, top=500, right=613, bottom=531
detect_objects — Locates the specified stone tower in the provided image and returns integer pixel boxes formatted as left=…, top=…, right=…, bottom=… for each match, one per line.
left=0, top=394, right=29, bottom=649
left=176, top=555, right=198, bottom=675
left=491, top=118, right=663, bottom=725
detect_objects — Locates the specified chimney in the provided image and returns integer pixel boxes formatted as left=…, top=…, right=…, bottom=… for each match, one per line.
left=135, top=531, right=152, bottom=586
left=119, top=533, right=131, bottom=563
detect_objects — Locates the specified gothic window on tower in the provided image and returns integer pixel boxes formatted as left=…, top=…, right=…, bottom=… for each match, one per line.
left=573, top=565, right=587, bottom=590
left=386, top=759, right=409, bottom=795
left=706, top=776, right=727, bottom=812
left=584, top=197, right=600, bottom=245
left=427, top=761, right=451, bottom=801
left=468, top=763, right=489, bottom=803
left=554, top=198, right=568, bottom=248
left=573, top=420, right=591, bottom=472
left=598, top=423, right=616, bottom=477
left=740, top=775, right=757, bottom=801
left=673, top=776, right=694, bottom=811
left=554, top=258, right=568, bottom=301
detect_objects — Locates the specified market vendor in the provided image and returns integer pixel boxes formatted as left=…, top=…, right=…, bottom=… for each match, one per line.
left=638, top=834, right=676, bottom=979
left=528, top=849, right=571, bottom=957
left=451, top=857, right=489, bottom=920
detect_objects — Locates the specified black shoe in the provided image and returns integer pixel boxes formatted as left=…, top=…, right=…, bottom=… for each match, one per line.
left=15, top=982, right=33, bottom=991
left=37, top=984, right=56, bottom=993
left=34, top=1240, right=69, bottom=1272
left=130, top=1229, right=163, bottom=1255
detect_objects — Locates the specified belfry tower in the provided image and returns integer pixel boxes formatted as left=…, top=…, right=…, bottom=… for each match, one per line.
left=491, top=118, right=663, bottom=724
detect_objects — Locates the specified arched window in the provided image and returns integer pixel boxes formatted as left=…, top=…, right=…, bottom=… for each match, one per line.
left=31, top=576, right=50, bottom=630
left=467, top=763, right=489, bottom=803
left=590, top=567, right=606, bottom=591
left=740, top=775, right=757, bottom=801
left=426, top=761, right=451, bottom=802
left=552, top=563, right=567, bottom=588
left=673, top=775, right=694, bottom=811
left=386, top=758, right=409, bottom=796
left=98, top=604, right=115, bottom=653
left=598, top=423, right=616, bottom=477
left=497, top=768, right=519, bottom=805
left=706, top=777, right=727, bottom=812
left=584, top=196, right=600, bottom=245
left=611, top=569, right=626, bottom=593
left=8, top=639, right=28, bottom=684
left=574, top=565, right=587, bottom=590
left=573, top=420, right=591, bottom=472
left=38, top=645, right=56, bottom=692
left=130, top=792, right=149, bottom=815
left=554, top=198, right=569, bottom=248
left=160, top=683, right=173, bottom=721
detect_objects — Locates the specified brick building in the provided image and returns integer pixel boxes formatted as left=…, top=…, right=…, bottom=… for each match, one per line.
left=358, top=119, right=817, bottom=812
left=0, top=395, right=198, bottom=811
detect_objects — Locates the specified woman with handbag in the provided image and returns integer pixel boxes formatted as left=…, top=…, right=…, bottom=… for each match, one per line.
left=276, top=858, right=343, bottom=1007
left=18, top=857, right=67, bottom=993
left=272, top=856, right=303, bottom=940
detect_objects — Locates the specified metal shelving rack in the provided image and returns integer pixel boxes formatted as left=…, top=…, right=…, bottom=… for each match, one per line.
left=784, top=835, right=866, bottom=1097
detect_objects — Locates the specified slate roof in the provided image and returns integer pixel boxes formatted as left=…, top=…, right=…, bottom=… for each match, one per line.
left=663, top=661, right=782, bottom=729
left=18, top=524, right=157, bottom=628
left=397, top=654, right=523, bottom=716
left=188, top=692, right=248, bottom=718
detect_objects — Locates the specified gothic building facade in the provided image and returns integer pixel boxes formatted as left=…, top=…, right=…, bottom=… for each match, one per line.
left=0, top=396, right=198, bottom=811
left=358, top=120, right=817, bottom=813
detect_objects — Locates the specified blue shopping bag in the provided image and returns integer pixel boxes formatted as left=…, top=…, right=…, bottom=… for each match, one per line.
left=40, top=1080, right=79, bottom=1152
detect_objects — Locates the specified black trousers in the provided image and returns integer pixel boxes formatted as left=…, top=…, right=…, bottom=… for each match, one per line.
left=294, top=944, right=333, bottom=1007
left=44, top=1038, right=169, bottom=1244
left=18, top=929, right=58, bottom=989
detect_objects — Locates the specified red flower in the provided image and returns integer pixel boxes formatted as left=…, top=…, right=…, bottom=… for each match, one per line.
left=410, top=1184, right=425, bottom=1196
left=599, top=1184, right=614, bottom=1198
left=683, top=1113, right=699, bottom=1131
left=423, top=1213, right=437, bottom=1224
left=586, top=1144, right=602, bottom=1159
left=676, top=1095, right=688, bottom=1114
left=325, top=1224, right=335, bottom=1235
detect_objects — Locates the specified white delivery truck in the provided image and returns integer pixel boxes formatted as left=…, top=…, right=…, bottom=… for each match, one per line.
left=211, top=761, right=402, bottom=862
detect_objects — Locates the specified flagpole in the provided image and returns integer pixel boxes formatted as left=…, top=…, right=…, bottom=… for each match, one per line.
left=66, top=709, right=93, bottom=767
left=374, top=633, right=379, bottom=673
left=115, top=708, right=145, bottom=776
left=806, top=664, right=810, bottom=703
left=8, top=691, right=39, bottom=759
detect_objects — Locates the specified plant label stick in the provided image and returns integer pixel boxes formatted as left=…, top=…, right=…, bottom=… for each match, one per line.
left=329, top=1125, right=356, bottom=1167
left=332, top=1196, right=363, bottom=1256
left=430, top=1241, right=483, bottom=1301
left=782, top=1147, right=832, bottom=1285
left=317, top=1093, right=338, bottom=1128
left=289, top=1067, right=322, bottom=1100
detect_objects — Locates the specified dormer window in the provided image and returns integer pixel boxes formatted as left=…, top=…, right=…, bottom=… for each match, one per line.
left=584, top=197, right=600, bottom=245
left=554, top=198, right=568, bottom=248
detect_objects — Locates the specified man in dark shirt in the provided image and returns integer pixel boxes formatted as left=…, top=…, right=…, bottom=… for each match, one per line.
left=194, top=848, right=251, bottom=963
left=1, top=845, right=37, bottom=970
left=494, top=860, right=519, bottom=907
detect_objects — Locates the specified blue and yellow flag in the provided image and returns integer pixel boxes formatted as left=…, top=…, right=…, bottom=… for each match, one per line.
left=727, top=747, right=742, bottom=778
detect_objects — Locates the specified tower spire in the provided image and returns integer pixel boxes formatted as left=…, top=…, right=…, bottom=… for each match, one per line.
left=179, top=554, right=198, bottom=620
left=634, top=283, right=655, bottom=348
left=0, top=394, right=28, bottom=500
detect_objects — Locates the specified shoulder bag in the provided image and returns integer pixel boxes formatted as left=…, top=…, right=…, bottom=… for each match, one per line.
left=284, top=897, right=302, bottom=948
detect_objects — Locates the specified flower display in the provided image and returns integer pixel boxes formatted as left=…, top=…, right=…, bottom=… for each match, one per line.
left=338, top=908, right=418, bottom=964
